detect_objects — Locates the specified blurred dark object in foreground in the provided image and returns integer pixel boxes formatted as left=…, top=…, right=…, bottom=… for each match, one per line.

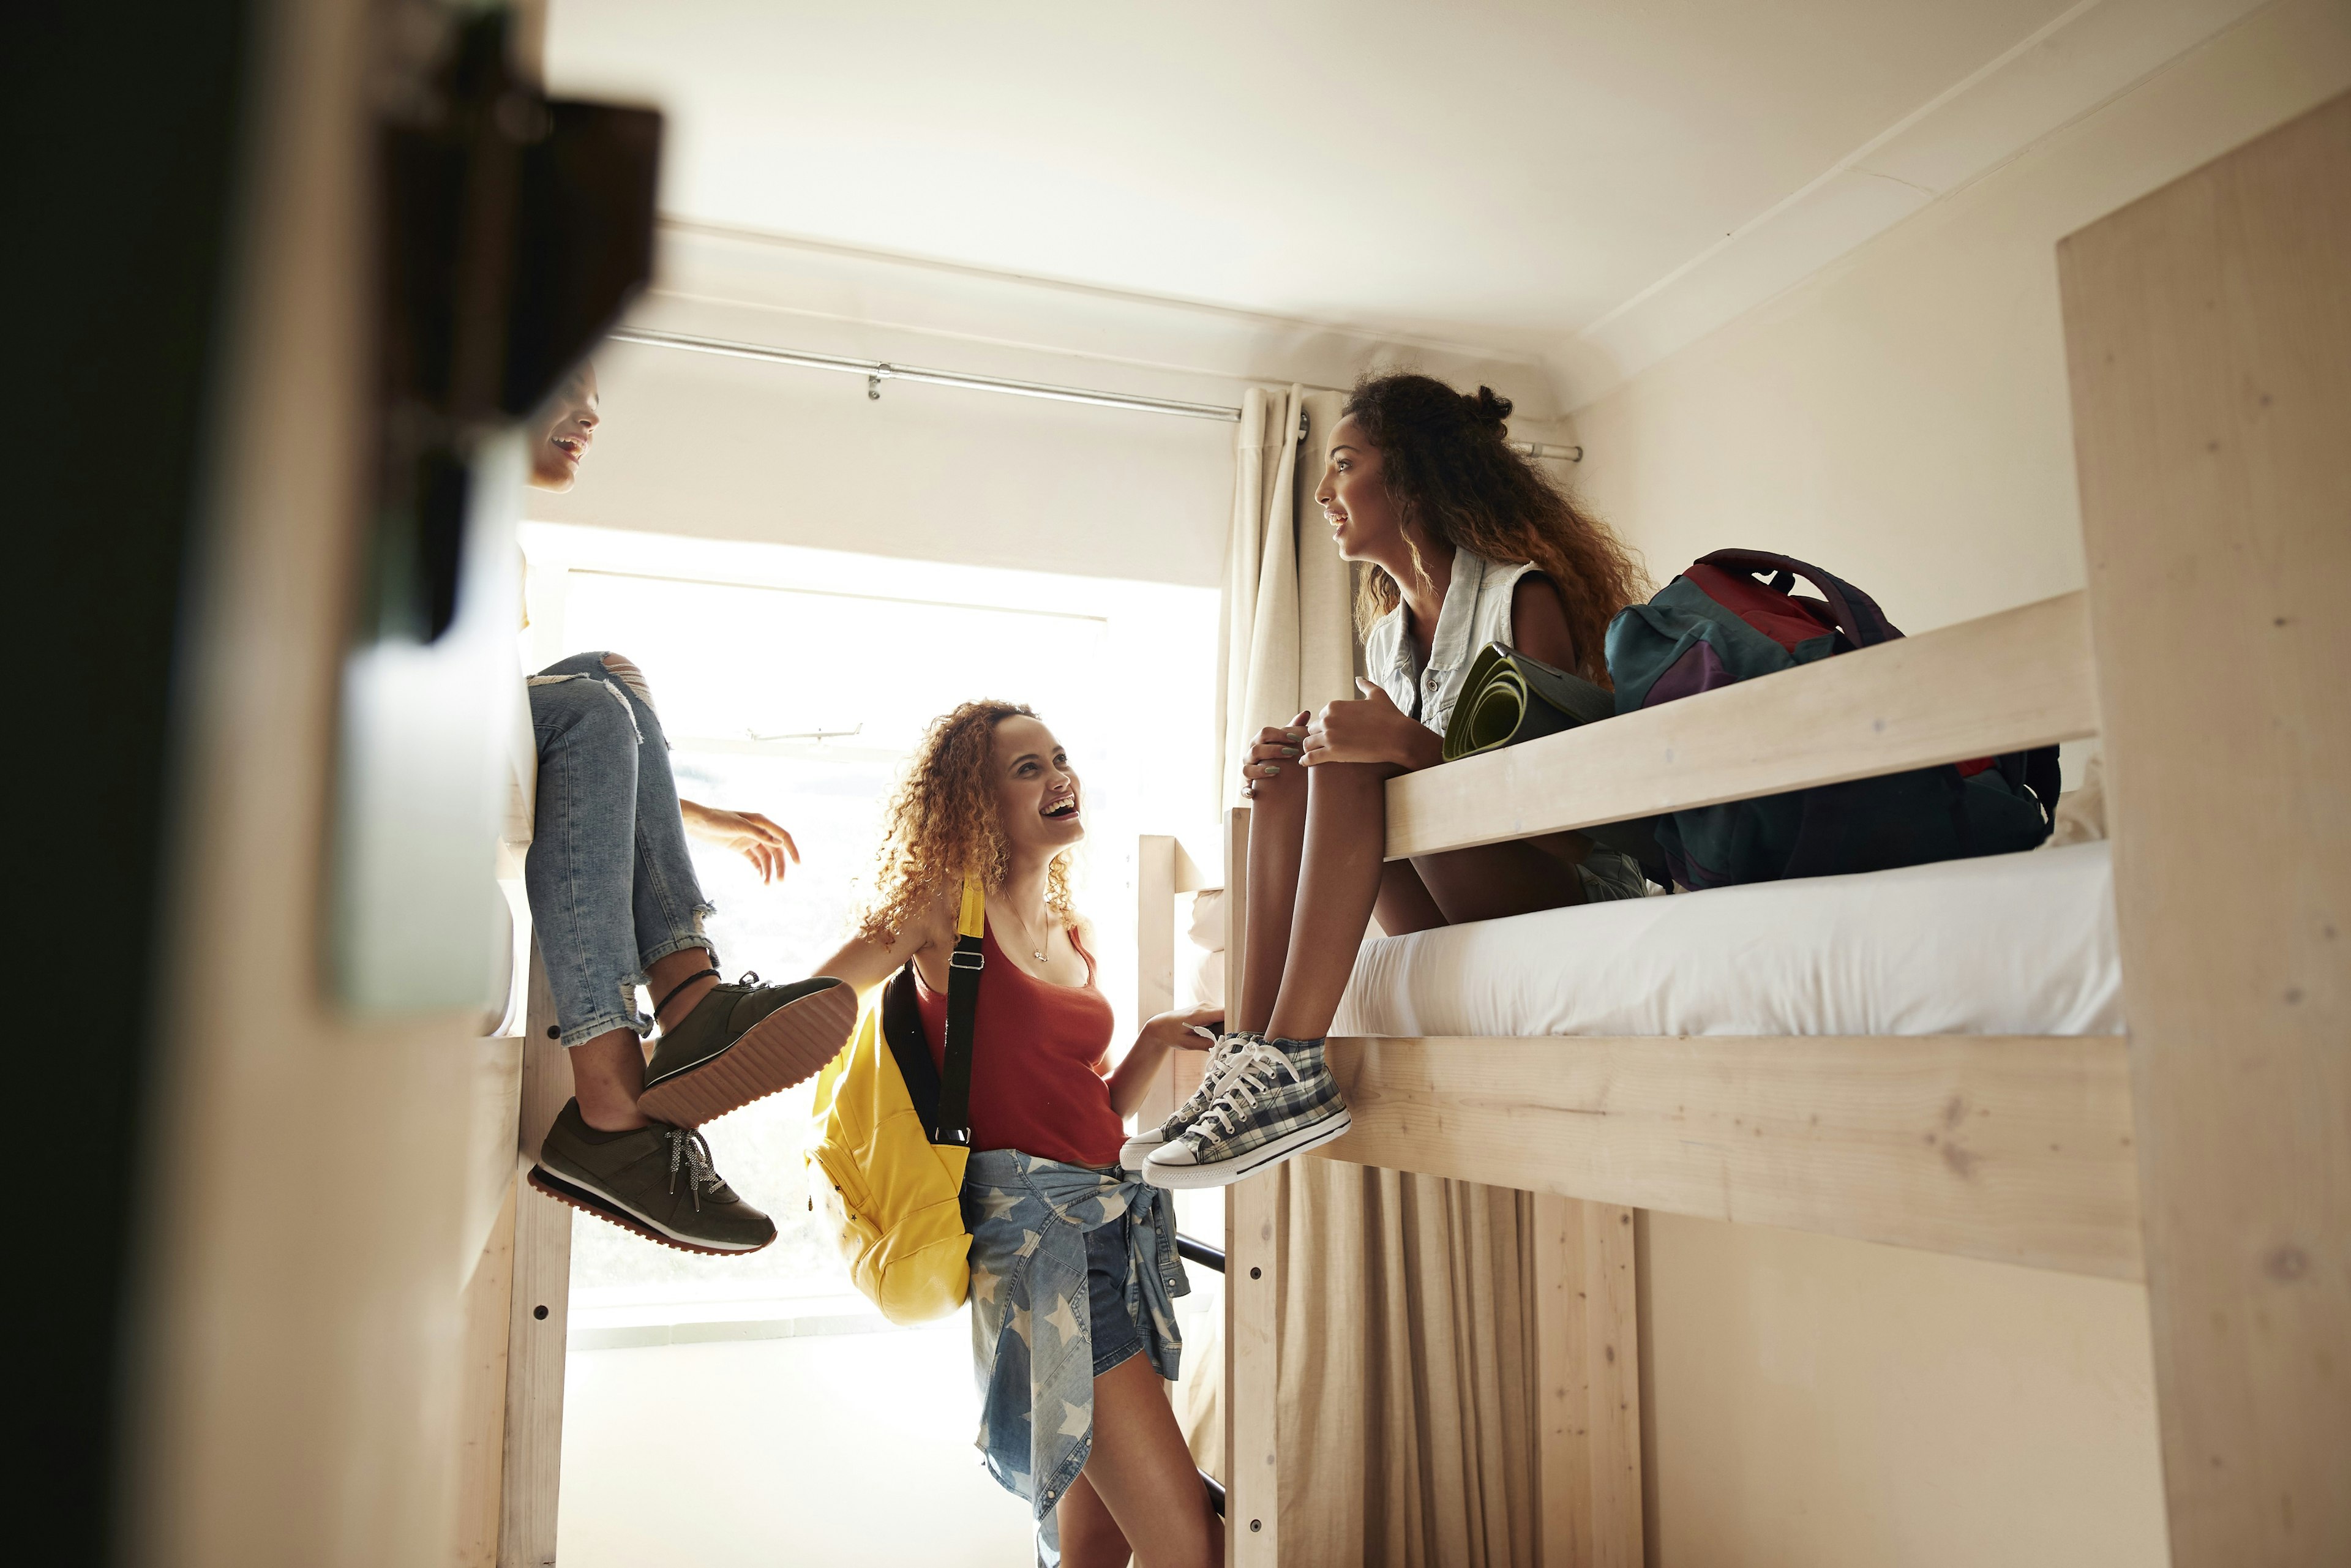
left=370, top=7, right=659, bottom=643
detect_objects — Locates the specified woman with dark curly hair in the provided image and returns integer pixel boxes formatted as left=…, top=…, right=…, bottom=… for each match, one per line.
left=1135, top=372, right=1649, bottom=1192
left=812, top=701, right=1224, bottom=1568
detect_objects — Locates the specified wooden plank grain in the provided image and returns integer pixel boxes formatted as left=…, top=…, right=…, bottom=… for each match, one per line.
left=454, top=1184, right=516, bottom=1568
left=1223, top=808, right=1251, bottom=1029
left=1315, top=1034, right=2143, bottom=1280
left=2061, top=90, right=2351, bottom=1566
left=1217, top=806, right=1278, bottom=1565
left=1580, top=1201, right=1642, bottom=1568
left=499, top=949, right=571, bottom=1568
left=1531, top=1195, right=1644, bottom=1568
left=1531, top=1195, right=1592, bottom=1568
left=1224, top=1170, right=1280, bottom=1565
left=1385, top=591, right=2098, bottom=860
left=1134, top=835, right=1178, bottom=1131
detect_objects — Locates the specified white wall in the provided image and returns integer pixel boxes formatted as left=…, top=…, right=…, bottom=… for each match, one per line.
left=1567, top=4, right=2351, bottom=1566
left=528, top=331, right=1240, bottom=587
left=527, top=222, right=1576, bottom=590
left=1572, top=0, right=2351, bottom=633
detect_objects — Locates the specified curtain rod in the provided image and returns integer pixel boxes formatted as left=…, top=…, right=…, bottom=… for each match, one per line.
left=607, top=326, right=1242, bottom=421
left=604, top=325, right=1581, bottom=459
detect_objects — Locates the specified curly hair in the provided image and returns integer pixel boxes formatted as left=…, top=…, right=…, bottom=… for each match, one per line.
left=1344, top=372, right=1646, bottom=686
left=858, top=699, right=1078, bottom=945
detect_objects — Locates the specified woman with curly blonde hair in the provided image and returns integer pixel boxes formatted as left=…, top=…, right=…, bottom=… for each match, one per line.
left=814, top=700, right=1224, bottom=1568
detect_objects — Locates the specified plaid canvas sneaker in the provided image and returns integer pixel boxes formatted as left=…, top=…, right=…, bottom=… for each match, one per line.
left=636, top=972, right=857, bottom=1127
left=1119, top=1030, right=1260, bottom=1168
left=1143, top=1035, right=1351, bottom=1190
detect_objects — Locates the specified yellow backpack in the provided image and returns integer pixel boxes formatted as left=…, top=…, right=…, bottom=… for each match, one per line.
left=807, top=877, right=986, bottom=1326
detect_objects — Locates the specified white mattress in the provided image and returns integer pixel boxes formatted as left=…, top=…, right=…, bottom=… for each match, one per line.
left=1331, top=841, right=2123, bottom=1040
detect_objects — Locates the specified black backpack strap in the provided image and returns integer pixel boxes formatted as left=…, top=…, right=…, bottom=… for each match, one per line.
left=880, top=966, right=942, bottom=1130
left=1695, top=549, right=1903, bottom=648
left=2020, top=745, right=2064, bottom=830
left=931, top=874, right=987, bottom=1149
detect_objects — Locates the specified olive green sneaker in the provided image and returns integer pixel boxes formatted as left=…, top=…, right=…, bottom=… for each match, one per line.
left=634, top=972, right=857, bottom=1128
left=528, top=1099, right=776, bottom=1255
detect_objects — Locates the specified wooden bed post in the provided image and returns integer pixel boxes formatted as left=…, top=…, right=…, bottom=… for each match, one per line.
left=1531, top=1195, right=1644, bottom=1568
left=2060, top=91, right=2351, bottom=1566
left=1137, top=835, right=1181, bottom=1134
left=1226, top=1172, right=1281, bottom=1561
left=454, top=1184, right=517, bottom=1567
left=499, top=947, right=574, bottom=1568
left=1219, top=806, right=1282, bottom=1563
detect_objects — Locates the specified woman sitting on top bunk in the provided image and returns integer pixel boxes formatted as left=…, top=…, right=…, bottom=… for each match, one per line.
left=1133, top=372, right=1648, bottom=1191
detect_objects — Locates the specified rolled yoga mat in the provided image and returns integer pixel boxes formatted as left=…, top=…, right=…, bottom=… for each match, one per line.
left=1440, top=643, right=1616, bottom=762
left=1438, top=642, right=1668, bottom=883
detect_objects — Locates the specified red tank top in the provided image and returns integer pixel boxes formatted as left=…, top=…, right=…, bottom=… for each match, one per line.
left=915, top=922, right=1123, bottom=1168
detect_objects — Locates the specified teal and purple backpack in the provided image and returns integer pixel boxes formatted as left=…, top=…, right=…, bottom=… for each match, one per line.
left=1605, top=550, right=2060, bottom=891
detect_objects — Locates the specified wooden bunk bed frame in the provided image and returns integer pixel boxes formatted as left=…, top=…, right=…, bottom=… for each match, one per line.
left=1166, top=97, right=2349, bottom=1568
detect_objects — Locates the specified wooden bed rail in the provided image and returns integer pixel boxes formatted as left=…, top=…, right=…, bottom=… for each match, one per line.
left=1385, top=588, right=2098, bottom=860
left=1313, top=1032, right=2143, bottom=1281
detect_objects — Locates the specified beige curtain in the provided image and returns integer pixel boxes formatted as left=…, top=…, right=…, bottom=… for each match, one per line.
left=1196, top=384, right=1545, bottom=1566
left=1277, top=1170, right=1545, bottom=1567
left=1218, top=385, right=1355, bottom=809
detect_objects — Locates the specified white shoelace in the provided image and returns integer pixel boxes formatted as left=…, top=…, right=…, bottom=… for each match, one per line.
left=666, top=1126, right=724, bottom=1210
left=1190, top=1037, right=1300, bottom=1141
left=1164, top=1031, right=1248, bottom=1131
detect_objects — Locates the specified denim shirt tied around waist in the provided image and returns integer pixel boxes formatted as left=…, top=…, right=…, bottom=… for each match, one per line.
left=962, top=1149, right=1187, bottom=1560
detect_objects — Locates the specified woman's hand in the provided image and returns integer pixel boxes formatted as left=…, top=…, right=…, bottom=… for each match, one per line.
left=1239, top=711, right=1310, bottom=800
left=1301, top=680, right=1442, bottom=771
left=1139, top=1003, right=1224, bottom=1053
left=678, top=799, right=800, bottom=883
left=1106, top=1002, right=1227, bottom=1119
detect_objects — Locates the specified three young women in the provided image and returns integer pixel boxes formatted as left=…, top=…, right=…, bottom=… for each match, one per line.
left=814, top=703, right=1225, bottom=1568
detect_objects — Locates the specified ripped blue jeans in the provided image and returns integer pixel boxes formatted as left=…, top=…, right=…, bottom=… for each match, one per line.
left=525, top=652, right=716, bottom=1047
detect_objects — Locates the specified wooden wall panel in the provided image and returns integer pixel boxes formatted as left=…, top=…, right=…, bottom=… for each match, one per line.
left=2060, top=89, right=2351, bottom=1566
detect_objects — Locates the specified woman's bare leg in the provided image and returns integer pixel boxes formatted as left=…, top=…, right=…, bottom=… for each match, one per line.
left=1409, top=830, right=1594, bottom=925
left=1056, top=1471, right=1131, bottom=1568
left=1261, top=780, right=1594, bottom=1043
left=1244, top=740, right=1597, bottom=1045
left=1236, top=713, right=1311, bottom=1035
left=1263, top=761, right=1397, bottom=1043
left=568, top=945, right=720, bottom=1131
left=1073, top=1353, right=1223, bottom=1568
left=1373, top=858, right=1446, bottom=937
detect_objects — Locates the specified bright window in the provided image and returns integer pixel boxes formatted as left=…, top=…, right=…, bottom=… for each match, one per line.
left=520, top=522, right=1220, bottom=1327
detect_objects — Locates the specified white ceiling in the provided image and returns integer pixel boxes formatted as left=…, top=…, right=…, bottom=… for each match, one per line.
left=545, top=0, right=2262, bottom=397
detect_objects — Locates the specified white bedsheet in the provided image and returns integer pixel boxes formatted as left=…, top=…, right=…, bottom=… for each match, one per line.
left=1332, top=841, right=2122, bottom=1040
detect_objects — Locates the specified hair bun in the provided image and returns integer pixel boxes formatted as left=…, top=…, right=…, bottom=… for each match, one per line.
left=1466, top=385, right=1512, bottom=429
